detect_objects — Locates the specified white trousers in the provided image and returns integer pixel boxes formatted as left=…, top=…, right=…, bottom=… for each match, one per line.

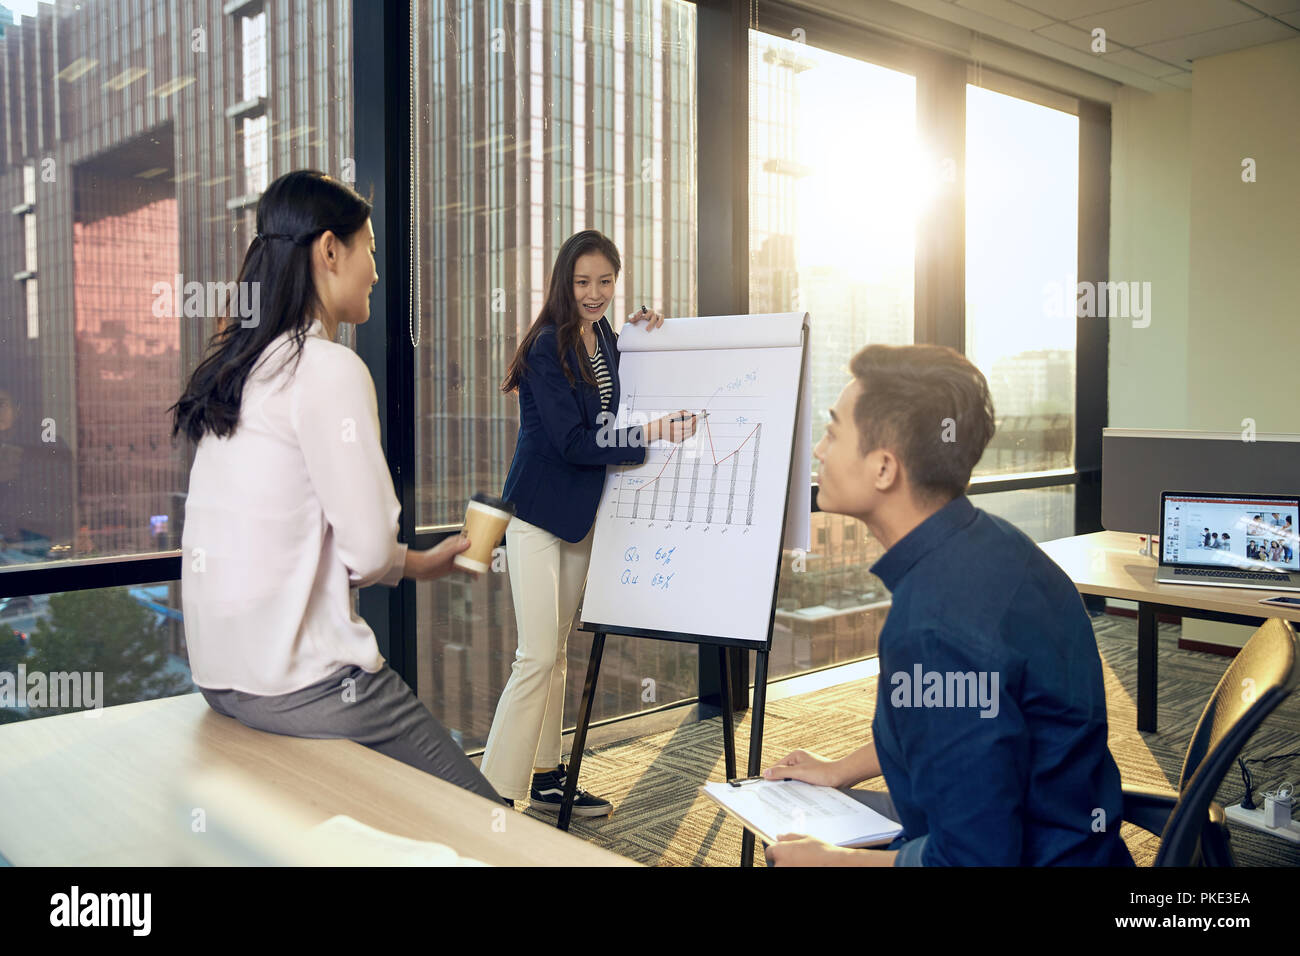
left=480, top=515, right=595, bottom=800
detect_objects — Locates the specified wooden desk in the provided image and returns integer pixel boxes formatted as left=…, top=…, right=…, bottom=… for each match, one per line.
left=1039, top=530, right=1300, bottom=733
left=0, top=692, right=635, bottom=866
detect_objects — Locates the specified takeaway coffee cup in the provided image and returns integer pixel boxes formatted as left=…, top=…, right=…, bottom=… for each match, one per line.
left=454, top=493, right=517, bottom=573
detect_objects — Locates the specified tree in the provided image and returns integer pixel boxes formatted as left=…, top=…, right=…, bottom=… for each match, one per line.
left=19, top=588, right=192, bottom=717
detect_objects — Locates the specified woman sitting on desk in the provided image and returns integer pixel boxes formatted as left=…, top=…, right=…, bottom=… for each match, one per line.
left=172, top=170, right=500, bottom=802
left=482, top=229, right=696, bottom=814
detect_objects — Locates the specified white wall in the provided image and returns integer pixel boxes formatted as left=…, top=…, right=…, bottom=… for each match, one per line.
left=1109, top=36, right=1300, bottom=647
left=1110, top=36, right=1300, bottom=432
left=1186, top=38, right=1300, bottom=433
left=1108, top=86, right=1191, bottom=429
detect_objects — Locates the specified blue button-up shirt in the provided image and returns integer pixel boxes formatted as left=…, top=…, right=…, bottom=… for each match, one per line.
left=871, top=495, right=1134, bottom=866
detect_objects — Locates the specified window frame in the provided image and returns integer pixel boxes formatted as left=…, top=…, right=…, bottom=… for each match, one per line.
left=0, top=0, right=1108, bottom=726
left=747, top=1, right=1106, bottom=521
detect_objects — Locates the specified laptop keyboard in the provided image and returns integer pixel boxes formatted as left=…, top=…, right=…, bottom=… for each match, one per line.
left=1172, top=567, right=1291, bottom=583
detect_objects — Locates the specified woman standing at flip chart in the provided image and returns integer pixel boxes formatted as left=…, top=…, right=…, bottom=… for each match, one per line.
left=486, top=229, right=697, bottom=814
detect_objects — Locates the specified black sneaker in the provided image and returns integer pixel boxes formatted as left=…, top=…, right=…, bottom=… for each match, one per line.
left=529, top=762, right=612, bottom=817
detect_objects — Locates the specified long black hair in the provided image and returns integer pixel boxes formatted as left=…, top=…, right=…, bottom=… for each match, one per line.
left=501, top=229, right=622, bottom=392
left=170, top=170, right=372, bottom=443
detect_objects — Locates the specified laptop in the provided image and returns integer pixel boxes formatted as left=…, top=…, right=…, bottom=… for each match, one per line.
left=1158, top=491, right=1300, bottom=591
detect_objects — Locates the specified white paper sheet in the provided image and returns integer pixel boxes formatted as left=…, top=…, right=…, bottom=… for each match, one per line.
left=701, top=780, right=902, bottom=848
left=580, top=313, right=810, bottom=644
left=309, top=815, right=491, bottom=867
left=619, top=311, right=809, bottom=549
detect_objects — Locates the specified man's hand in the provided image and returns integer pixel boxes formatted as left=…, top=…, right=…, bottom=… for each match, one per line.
left=405, top=533, right=477, bottom=581
left=763, top=749, right=845, bottom=788
left=626, top=306, right=664, bottom=330
left=765, top=836, right=898, bottom=867
left=765, top=835, right=852, bottom=866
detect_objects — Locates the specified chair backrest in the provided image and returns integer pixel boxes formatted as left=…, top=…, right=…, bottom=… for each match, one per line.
left=1156, top=618, right=1299, bottom=866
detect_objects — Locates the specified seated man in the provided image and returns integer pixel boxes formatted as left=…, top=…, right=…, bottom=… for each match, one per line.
left=765, top=344, right=1134, bottom=867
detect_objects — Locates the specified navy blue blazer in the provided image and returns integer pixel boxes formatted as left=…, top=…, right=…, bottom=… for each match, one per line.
left=502, top=316, right=648, bottom=542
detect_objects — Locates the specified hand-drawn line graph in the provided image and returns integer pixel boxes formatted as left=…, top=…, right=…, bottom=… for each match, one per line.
left=612, top=387, right=766, bottom=527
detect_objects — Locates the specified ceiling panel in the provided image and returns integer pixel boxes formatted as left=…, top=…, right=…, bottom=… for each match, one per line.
left=1100, top=47, right=1188, bottom=76
left=1138, top=15, right=1297, bottom=62
left=813, top=0, right=1299, bottom=93
left=1033, top=20, right=1100, bottom=51
left=1068, top=0, right=1261, bottom=47
left=1240, top=0, right=1300, bottom=13
left=955, top=0, right=1055, bottom=30
left=1013, top=0, right=1136, bottom=17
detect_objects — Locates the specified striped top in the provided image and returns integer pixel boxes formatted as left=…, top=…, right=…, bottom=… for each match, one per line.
left=588, top=341, right=613, bottom=410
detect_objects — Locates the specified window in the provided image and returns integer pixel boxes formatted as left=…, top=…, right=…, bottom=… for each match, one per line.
left=965, top=84, right=1078, bottom=478
left=750, top=30, right=916, bottom=680
left=24, top=279, right=38, bottom=340
left=411, top=0, right=699, bottom=748
left=236, top=12, right=271, bottom=200
left=963, top=84, right=1079, bottom=543
left=2, top=2, right=1102, bottom=734
left=978, top=486, right=1076, bottom=543
left=22, top=209, right=37, bottom=269
left=243, top=114, right=269, bottom=196
left=0, top=583, right=191, bottom=725
left=242, top=12, right=268, bottom=101
left=0, top=0, right=353, bottom=717
left=0, top=0, right=351, bottom=568
left=17, top=163, right=38, bottom=338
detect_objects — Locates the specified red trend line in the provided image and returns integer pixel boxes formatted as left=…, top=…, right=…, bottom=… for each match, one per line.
left=706, top=418, right=760, bottom=467
left=631, top=444, right=678, bottom=494
left=630, top=420, right=759, bottom=495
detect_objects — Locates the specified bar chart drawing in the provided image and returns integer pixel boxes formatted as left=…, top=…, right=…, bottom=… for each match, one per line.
left=612, top=390, right=767, bottom=529
left=582, top=311, right=808, bottom=645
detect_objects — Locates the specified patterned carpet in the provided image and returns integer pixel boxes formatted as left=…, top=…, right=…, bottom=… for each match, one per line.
left=516, top=613, right=1300, bottom=866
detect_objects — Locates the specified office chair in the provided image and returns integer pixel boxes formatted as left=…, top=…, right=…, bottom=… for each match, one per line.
left=1121, top=617, right=1299, bottom=866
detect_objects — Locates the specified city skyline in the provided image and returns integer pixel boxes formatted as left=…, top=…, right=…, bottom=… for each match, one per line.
left=1, top=0, right=1081, bottom=741
left=1, top=0, right=353, bottom=561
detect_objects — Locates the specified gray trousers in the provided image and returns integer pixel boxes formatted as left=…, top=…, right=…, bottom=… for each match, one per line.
left=199, top=664, right=502, bottom=804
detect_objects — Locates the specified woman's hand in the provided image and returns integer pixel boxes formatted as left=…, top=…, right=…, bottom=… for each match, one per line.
left=763, top=749, right=847, bottom=788
left=404, top=533, right=477, bottom=581
left=646, top=411, right=698, bottom=444
left=626, top=306, right=665, bottom=330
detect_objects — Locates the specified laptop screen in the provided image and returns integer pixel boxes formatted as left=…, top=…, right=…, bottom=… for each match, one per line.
left=1162, top=494, right=1300, bottom=572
